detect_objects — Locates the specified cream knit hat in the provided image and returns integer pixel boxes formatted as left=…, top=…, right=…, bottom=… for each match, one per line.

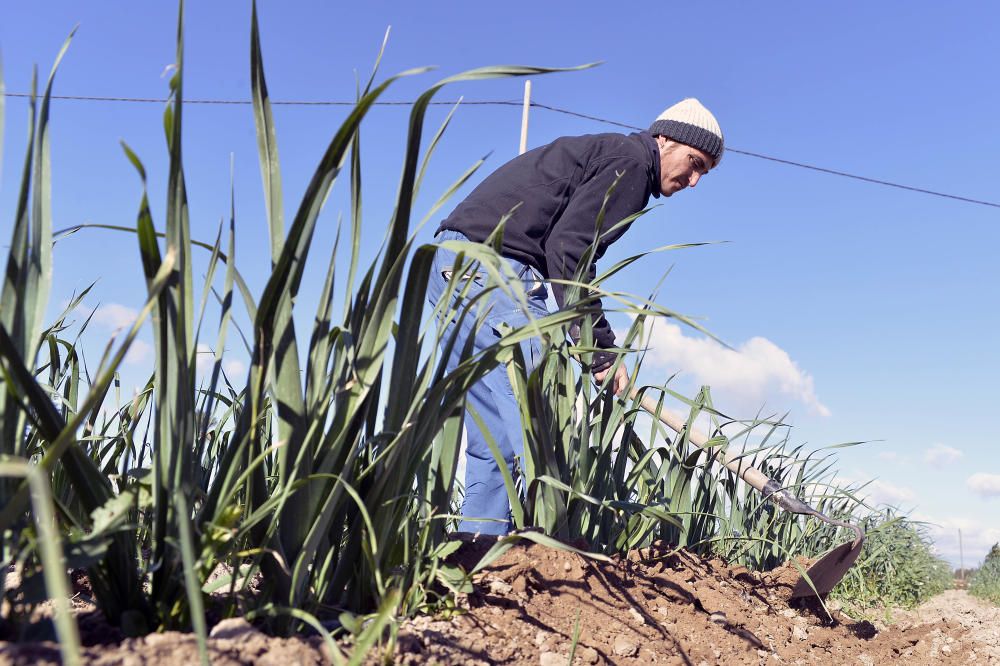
left=649, top=98, right=724, bottom=166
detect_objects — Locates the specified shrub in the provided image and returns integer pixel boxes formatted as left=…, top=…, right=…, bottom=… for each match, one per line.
left=969, top=542, right=1000, bottom=605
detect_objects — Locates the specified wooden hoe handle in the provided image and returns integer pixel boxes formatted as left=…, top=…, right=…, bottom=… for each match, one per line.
left=632, top=391, right=774, bottom=495
left=631, top=389, right=867, bottom=550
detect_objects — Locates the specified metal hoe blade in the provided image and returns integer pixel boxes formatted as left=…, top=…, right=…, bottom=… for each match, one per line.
left=765, top=484, right=867, bottom=599
left=790, top=537, right=865, bottom=599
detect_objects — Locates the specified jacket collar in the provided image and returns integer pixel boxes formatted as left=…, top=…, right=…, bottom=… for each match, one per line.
left=637, top=131, right=662, bottom=199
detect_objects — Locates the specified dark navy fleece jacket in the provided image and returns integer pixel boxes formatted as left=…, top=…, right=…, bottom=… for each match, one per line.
left=438, top=131, right=661, bottom=370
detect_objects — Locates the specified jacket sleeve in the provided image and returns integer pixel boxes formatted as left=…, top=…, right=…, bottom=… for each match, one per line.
left=544, top=155, right=648, bottom=371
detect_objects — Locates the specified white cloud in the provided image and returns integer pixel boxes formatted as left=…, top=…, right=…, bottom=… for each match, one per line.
left=125, top=339, right=152, bottom=364
left=193, top=344, right=246, bottom=380
left=92, top=303, right=139, bottom=330
left=967, top=473, right=1000, bottom=499
left=875, top=451, right=913, bottom=465
left=856, top=478, right=916, bottom=507
left=914, top=512, right=1000, bottom=568
left=868, top=450, right=916, bottom=465
left=924, top=443, right=963, bottom=466
left=195, top=343, right=214, bottom=375
left=635, top=320, right=830, bottom=417
left=223, top=359, right=246, bottom=378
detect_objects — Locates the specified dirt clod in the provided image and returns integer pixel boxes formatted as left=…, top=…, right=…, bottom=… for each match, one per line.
left=208, top=618, right=258, bottom=640
left=613, top=635, right=638, bottom=657
left=539, top=651, right=565, bottom=666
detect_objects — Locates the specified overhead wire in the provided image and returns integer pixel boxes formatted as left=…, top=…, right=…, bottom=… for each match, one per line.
left=3, top=91, right=999, bottom=210
left=0, top=92, right=518, bottom=106
left=531, top=102, right=1000, bottom=210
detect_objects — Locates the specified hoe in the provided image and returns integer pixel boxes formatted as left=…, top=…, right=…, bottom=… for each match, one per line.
left=634, top=390, right=866, bottom=599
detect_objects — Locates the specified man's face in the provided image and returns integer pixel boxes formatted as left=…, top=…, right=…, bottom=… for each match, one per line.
left=656, top=137, right=713, bottom=197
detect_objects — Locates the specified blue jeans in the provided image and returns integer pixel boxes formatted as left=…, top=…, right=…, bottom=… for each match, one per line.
left=427, top=230, right=548, bottom=535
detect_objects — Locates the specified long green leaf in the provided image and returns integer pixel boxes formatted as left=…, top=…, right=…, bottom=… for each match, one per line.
left=250, top=0, right=284, bottom=266
left=24, top=28, right=76, bottom=373
left=0, top=460, right=82, bottom=666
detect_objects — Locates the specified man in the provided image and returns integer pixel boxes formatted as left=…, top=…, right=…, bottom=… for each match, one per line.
left=427, top=98, right=724, bottom=535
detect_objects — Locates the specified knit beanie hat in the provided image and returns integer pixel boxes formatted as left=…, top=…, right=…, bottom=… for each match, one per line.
left=649, top=98, right=724, bottom=166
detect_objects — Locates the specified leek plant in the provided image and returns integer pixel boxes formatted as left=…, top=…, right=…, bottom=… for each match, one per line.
left=0, top=25, right=163, bottom=657
left=0, top=0, right=590, bottom=652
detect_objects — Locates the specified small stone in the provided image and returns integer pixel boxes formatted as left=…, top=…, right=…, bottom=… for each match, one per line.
left=941, top=644, right=952, bottom=655
left=709, top=612, right=727, bottom=626
left=488, top=579, right=513, bottom=595
left=757, top=649, right=770, bottom=658
left=564, top=562, right=573, bottom=572
left=613, top=636, right=638, bottom=657
left=210, top=617, right=258, bottom=640
left=856, top=655, right=874, bottom=666
left=577, top=645, right=600, bottom=664
left=792, top=625, right=808, bottom=641
left=780, top=608, right=797, bottom=618
left=535, top=631, right=547, bottom=646
left=540, top=651, right=565, bottom=666
left=629, top=607, right=645, bottom=625
left=144, top=632, right=175, bottom=646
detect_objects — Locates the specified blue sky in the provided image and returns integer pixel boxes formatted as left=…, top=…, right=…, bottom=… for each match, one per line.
left=2, top=1, right=998, bottom=567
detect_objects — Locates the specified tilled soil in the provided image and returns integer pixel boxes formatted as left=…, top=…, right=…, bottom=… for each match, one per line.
left=885, top=589, right=1000, bottom=664
left=389, top=540, right=1000, bottom=665
left=2, top=540, right=998, bottom=665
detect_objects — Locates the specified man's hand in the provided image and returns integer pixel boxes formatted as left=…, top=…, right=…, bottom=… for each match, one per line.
left=594, top=364, right=629, bottom=396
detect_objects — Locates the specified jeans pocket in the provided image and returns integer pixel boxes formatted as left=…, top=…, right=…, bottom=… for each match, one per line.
left=441, top=268, right=486, bottom=287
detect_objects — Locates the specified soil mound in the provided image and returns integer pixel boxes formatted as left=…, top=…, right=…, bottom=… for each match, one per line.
left=391, top=540, right=997, bottom=665
left=2, top=540, right=998, bottom=664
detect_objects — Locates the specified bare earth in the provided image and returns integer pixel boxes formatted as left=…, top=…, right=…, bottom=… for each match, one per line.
left=2, top=541, right=999, bottom=665
left=883, top=589, right=1000, bottom=664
